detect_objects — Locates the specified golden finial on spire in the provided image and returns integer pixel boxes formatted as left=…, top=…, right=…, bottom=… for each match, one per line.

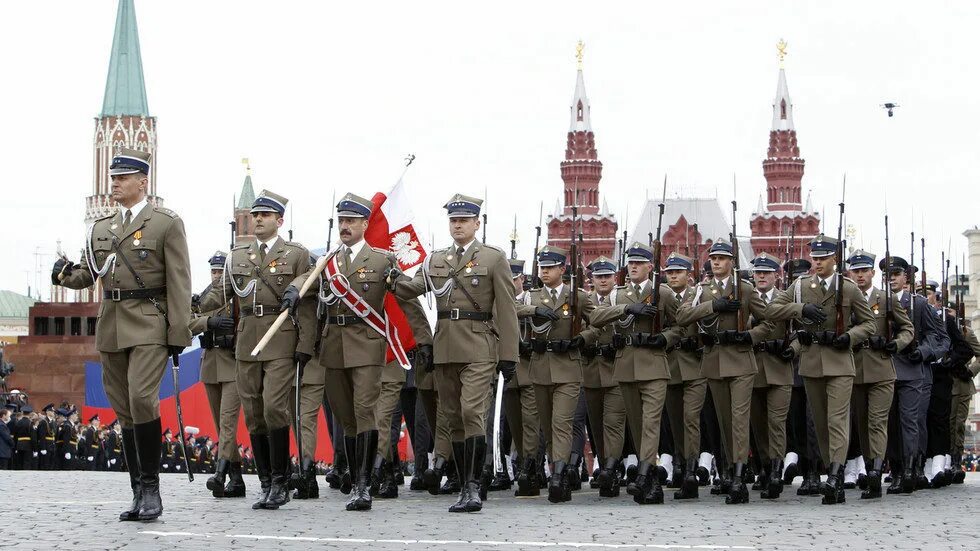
left=777, top=38, right=788, bottom=68
left=575, top=40, right=585, bottom=70
left=241, top=157, right=250, bottom=174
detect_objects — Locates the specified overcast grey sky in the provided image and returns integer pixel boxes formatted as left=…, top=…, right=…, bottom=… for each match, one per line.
left=1, top=0, right=977, bottom=297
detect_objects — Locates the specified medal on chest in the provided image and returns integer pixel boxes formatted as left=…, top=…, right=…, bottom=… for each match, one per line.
left=132, top=230, right=143, bottom=247
left=562, top=304, right=570, bottom=317
left=268, top=260, right=277, bottom=273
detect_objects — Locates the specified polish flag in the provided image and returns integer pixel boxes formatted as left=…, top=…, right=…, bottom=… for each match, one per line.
left=364, top=177, right=427, bottom=368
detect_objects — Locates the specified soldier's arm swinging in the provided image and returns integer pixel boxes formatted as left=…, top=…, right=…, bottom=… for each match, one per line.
left=163, top=216, right=193, bottom=349
left=491, top=252, right=520, bottom=363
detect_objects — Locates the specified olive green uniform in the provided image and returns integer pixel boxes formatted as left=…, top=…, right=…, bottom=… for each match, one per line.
left=749, top=288, right=796, bottom=465
left=190, top=296, right=241, bottom=462
left=665, top=285, right=707, bottom=463
left=582, top=290, right=626, bottom=462
left=950, top=328, right=980, bottom=456
left=504, top=291, right=540, bottom=462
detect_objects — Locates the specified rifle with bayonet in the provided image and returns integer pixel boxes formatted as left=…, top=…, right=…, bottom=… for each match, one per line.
left=909, top=231, right=916, bottom=319
left=834, top=176, right=846, bottom=337
left=692, top=223, right=700, bottom=282
left=313, top=193, right=336, bottom=355
left=651, top=177, right=667, bottom=332
left=731, top=176, right=744, bottom=331
left=510, top=215, right=518, bottom=260
left=529, top=202, right=543, bottom=290
left=883, top=215, right=893, bottom=340
left=569, top=186, right=582, bottom=337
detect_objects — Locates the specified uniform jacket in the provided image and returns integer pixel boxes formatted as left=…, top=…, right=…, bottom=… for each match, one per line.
left=394, top=240, right=519, bottom=364
left=852, top=287, right=914, bottom=384
left=191, top=286, right=237, bottom=384
left=14, top=416, right=32, bottom=452
left=55, top=421, right=75, bottom=461
left=952, top=328, right=980, bottom=396
left=675, top=276, right=768, bottom=379
left=402, top=297, right=434, bottom=386
left=36, top=417, right=55, bottom=454
left=751, top=288, right=801, bottom=387
left=0, top=421, right=12, bottom=459
left=890, top=291, right=949, bottom=381
left=666, top=286, right=703, bottom=384
left=765, top=274, right=877, bottom=378
left=60, top=205, right=192, bottom=352
left=516, top=285, right=596, bottom=385
left=589, top=280, right=682, bottom=383
left=583, top=290, right=617, bottom=389
left=204, top=236, right=316, bottom=362
left=510, top=291, right=535, bottom=388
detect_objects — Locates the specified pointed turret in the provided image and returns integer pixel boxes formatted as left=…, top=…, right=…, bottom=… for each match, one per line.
left=569, top=66, right=591, bottom=133
left=234, top=159, right=257, bottom=242
left=771, top=68, right=794, bottom=132
left=101, top=0, right=148, bottom=117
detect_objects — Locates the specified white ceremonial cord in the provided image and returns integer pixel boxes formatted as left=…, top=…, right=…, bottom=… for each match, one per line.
left=83, top=223, right=115, bottom=279
left=223, top=256, right=256, bottom=298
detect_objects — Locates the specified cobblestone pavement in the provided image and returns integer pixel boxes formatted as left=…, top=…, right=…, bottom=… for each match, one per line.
left=1, top=471, right=977, bottom=550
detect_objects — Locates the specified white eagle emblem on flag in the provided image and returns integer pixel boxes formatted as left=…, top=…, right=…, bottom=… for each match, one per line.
left=390, top=231, right=421, bottom=266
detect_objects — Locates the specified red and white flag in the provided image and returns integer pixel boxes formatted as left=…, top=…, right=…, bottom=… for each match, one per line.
left=364, top=177, right=427, bottom=368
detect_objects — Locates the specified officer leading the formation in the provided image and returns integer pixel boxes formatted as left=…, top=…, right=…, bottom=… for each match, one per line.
left=387, top=194, right=520, bottom=513
left=52, top=148, right=192, bottom=521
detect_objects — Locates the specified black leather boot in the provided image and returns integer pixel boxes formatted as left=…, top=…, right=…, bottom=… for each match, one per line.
left=952, top=454, right=966, bottom=484
left=799, top=468, right=822, bottom=496
left=635, top=461, right=664, bottom=504
left=862, top=457, right=884, bottom=499
left=119, top=427, right=141, bottom=521
left=263, top=426, right=292, bottom=509
left=490, top=464, right=512, bottom=491
left=292, top=458, right=318, bottom=499
left=393, top=456, right=405, bottom=486
left=451, top=436, right=484, bottom=513
left=743, top=462, right=756, bottom=485
left=914, top=454, right=928, bottom=489
left=250, top=433, right=272, bottom=509
left=900, top=455, right=917, bottom=494
left=341, top=436, right=356, bottom=495
left=479, top=461, right=493, bottom=500
left=668, top=457, right=684, bottom=489
left=725, top=463, right=749, bottom=505
left=208, top=458, right=231, bottom=498
left=369, top=455, right=385, bottom=497
left=752, top=462, right=768, bottom=491
left=568, top=453, right=583, bottom=491
left=347, top=430, right=377, bottom=511
left=886, top=457, right=904, bottom=495
left=424, top=454, right=447, bottom=496
left=548, top=461, right=571, bottom=503
left=410, top=453, right=428, bottom=490
left=761, top=459, right=783, bottom=499
left=674, top=457, right=699, bottom=500
left=598, top=457, right=621, bottom=498
left=711, top=465, right=732, bottom=495
left=378, top=458, right=399, bottom=499
left=515, top=455, right=540, bottom=496
left=448, top=441, right=470, bottom=512
left=134, top=418, right=163, bottom=520
left=821, top=462, right=845, bottom=504
left=224, top=461, right=246, bottom=497
left=440, top=458, right=461, bottom=495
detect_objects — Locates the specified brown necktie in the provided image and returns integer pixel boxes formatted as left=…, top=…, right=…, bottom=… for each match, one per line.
left=259, top=243, right=268, bottom=263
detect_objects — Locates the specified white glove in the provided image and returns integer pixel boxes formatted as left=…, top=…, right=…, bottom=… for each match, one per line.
left=33, top=452, right=39, bottom=457
left=64, top=453, right=71, bottom=460
left=41, top=450, right=47, bottom=455
left=110, top=458, right=117, bottom=465
left=176, top=464, right=183, bottom=471
left=162, top=464, right=169, bottom=469
left=88, top=456, right=94, bottom=461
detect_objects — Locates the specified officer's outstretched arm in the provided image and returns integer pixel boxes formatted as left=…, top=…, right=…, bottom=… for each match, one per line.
left=673, top=288, right=713, bottom=326
left=845, top=284, right=877, bottom=345
left=392, top=269, right=426, bottom=300
left=660, top=289, right=683, bottom=347
left=587, top=303, right=627, bottom=328
left=760, top=284, right=804, bottom=322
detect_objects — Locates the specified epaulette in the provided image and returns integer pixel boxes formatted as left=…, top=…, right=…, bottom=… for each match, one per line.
left=614, top=285, right=628, bottom=289
left=231, top=243, right=250, bottom=251
left=95, top=212, right=115, bottom=223
left=153, top=207, right=178, bottom=219
left=284, top=241, right=306, bottom=248
left=842, top=275, right=857, bottom=285
left=482, top=244, right=506, bottom=254
left=371, top=246, right=396, bottom=257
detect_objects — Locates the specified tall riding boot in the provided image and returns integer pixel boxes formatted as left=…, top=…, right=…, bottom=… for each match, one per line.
left=425, top=454, right=448, bottom=496
left=208, top=458, right=231, bottom=498
left=441, top=457, right=461, bottom=495
left=862, top=457, right=884, bottom=499
left=119, top=427, right=142, bottom=521
left=761, top=458, right=783, bottom=499
left=515, top=455, right=540, bottom=496
left=548, top=461, right=571, bottom=503
left=568, top=453, right=583, bottom=491
left=263, top=426, right=292, bottom=509
left=134, top=418, right=164, bottom=520
left=448, top=441, right=470, bottom=512
left=340, top=436, right=356, bottom=495
left=250, top=433, right=272, bottom=509
left=292, top=458, right=317, bottom=499
left=457, top=436, right=484, bottom=512
left=598, top=457, right=621, bottom=498
left=674, top=457, right=699, bottom=500
left=224, top=461, right=247, bottom=497
left=886, top=457, right=904, bottom=495
left=725, top=463, right=749, bottom=505
left=821, top=462, right=845, bottom=505
left=370, top=455, right=385, bottom=497
left=347, top=430, right=378, bottom=511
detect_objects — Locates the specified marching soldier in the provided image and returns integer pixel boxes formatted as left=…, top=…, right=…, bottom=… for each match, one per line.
left=582, top=256, right=627, bottom=498
left=52, top=147, right=192, bottom=520
left=591, top=242, right=682, bottom=505
left=516, top=245, right=596, bottom=503
left=845, top=250, right=913, bottom=499
left=765, top=235, right=877, bottom=505
left=746, top=253, right=797, bottom=500
left=675, top=240, right=769, bottom=505
left=371, top=298, right=433, bottom=500
left=191, top=251, right=246, bottom=498
left=387, top=193, right=519, bottom=513
left=284, top=192, right=428, bottom=511
left=879, top=257, right=947, bottom=494
left=506, top=259, right=543, bottom=496
left=950, top=325, right=979, bottom=483
left=663, top=252, right=708, bottom=500
left=203, top=189, right=317, bottom=511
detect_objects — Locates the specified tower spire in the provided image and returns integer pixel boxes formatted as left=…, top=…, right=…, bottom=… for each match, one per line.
left=101, top=0, right=148, bottom=117
left=772, top=40, right=794, bottom=131
left=569, top=40, right=591, bottom=133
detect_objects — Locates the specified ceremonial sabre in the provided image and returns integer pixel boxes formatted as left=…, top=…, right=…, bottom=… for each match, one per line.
left=171, top=352, right=193, bottom=482
left=492, top=372, right=505, bottom=475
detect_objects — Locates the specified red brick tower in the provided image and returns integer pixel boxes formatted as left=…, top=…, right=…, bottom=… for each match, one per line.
left=749, top=41, right=820, bottom=259
left=547, top=42, right=617, bottom=266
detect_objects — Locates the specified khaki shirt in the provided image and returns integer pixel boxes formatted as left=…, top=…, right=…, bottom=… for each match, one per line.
left=589, top=281, right=682, bottom=383
left=60, top=205, right=192, bottom=352
left=675, top=277, right=768, bottom=379
left=204, top=236, right=316, bottom=362
left=765, top=274, right=877, bottom=378
left=853, top=287, right=914, bottom=384
left=393, top=241, right=519, bottom=365
left=516, top=285, right=596, bottom=385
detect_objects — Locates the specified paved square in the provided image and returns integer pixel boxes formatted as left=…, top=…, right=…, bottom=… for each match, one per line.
left=1, top=471, right=977, bottom=550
